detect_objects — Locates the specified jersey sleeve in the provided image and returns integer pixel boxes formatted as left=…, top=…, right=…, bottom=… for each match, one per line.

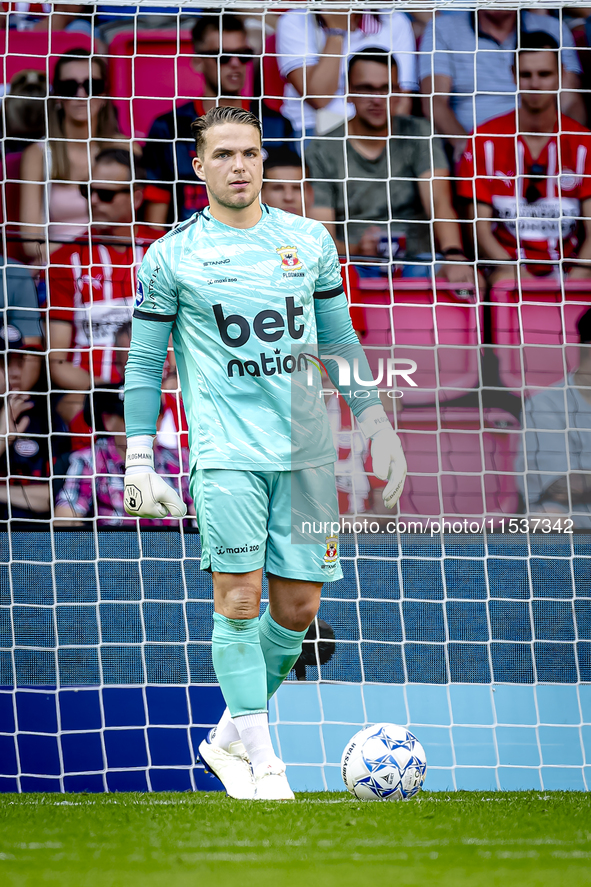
left=134, top=237, right=178, bottom=321
left=418, top=18, right=451, bottom=84
left=467, top=135, right=495, bottom=206
left=314, top=226, right=344, bottom=298
left=457, top=143, right=475, bottom=201
left=576, top=132, right=591, bottom=202
left=47, top=249, right=76, bottom=323
left=387, top=12, right=418, bottom=92
left=276, top=11, right=313, bottom=79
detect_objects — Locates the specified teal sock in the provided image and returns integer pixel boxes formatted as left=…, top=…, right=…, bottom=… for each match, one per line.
left=211, top=613, right=268, bottom=717
left=259, top=607, right=307, bottom=700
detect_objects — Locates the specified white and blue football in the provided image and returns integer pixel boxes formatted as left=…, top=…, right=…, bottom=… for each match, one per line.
left=341, top=723, right=427, bottom=800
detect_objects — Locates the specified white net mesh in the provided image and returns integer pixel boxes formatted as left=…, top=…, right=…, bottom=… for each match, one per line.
left=0, top=1, right=590, bottom=794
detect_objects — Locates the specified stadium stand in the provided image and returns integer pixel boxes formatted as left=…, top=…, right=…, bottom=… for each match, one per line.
left=0, top=3, right=590, bottom=796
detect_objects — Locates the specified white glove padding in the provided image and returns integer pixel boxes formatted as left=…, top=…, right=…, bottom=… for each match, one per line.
left=124, top=442, right=187, bottom=519
left=370, top=427, right=407, bottom=508
left=358, top=406, right=407, bottom=509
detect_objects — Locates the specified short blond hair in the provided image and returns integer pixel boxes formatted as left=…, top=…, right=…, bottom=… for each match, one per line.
left=190, top=106, right=262, bottom=158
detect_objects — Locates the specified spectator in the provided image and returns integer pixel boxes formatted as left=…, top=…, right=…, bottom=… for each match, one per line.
left=457, top=33, right=591, bottom=283
left=3, top=70, right=46, bottom=152
left=0, top=324, right=50, bottom=525
left=47, top=148, right=159, bottom=427
left=54, top=384, right=192, bottom=527
left=419, top=8, right=585, bottom=161
left=19, top=49, right=127, bottom=262
left=276, top=6, right=417, bottom=141
left=0, top=255, right=43, bottom=391
left=142, top=14, right=292, bottom=227
left=261, top=147, right=314, bottom=216
left=516, top=307, right=591, bottom=529
left=1, top=3, right=93, bottom=33
left=305, top=50, right=473, bottom=283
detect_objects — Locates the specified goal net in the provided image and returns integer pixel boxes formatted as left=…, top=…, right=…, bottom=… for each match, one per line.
left=0, top=0, right=590, bottom=794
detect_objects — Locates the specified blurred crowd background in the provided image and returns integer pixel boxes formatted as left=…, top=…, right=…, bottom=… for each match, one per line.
left=1, top=3, right=591, bottom=528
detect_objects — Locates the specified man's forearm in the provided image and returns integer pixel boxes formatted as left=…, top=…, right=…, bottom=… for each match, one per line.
left=124, top=316, right=173, bottom=437
left=49, top=360, right=91, bottom=392
left=475, top=220, right=514, bottom=263
left=431, top=97, right=467, bottom=139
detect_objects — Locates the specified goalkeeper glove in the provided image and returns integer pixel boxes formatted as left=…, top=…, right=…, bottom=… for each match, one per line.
left=124, top=436, right=187, bottom=519
left=358, top=405, right=407, bottom=509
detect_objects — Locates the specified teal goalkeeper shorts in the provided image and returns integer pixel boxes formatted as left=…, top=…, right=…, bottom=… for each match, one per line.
left=192, top=464, right=343, bottom=583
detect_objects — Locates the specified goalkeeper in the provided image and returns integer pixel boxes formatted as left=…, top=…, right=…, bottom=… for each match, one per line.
left=124, top=106, right=407, bottom=800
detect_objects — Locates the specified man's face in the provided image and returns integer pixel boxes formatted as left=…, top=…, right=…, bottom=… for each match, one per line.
left=517, top=50, right=560, bottom=113
left=192, top=122, right=263, bottom=211
left=89, top=161, right=135, bottom=226
left=197, top=27, right=252, bottom=96
left=349, top=60, right=401, bottom=130
left=479, top=10, right=517, bottom=30
left=262, top=165, right=312, bottom=216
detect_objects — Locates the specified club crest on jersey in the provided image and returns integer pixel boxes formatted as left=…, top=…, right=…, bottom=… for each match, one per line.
left=324, top=535, right=338, bottom=566
left=560, top=169, right=581, bottom=191
left=135, top=279, right=145, bottom=308
left=276, top=245, right=302, bottom=271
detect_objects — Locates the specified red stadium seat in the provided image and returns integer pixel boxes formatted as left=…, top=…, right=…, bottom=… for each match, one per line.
left=0, top=30, right=92, bottom=84
left=391, top=407, right=521, bottom=519
left=490, top=279, right=591, bottom=392
left=349, top=277, right=481, bottom=405
left=108, top=30, right=255, bottom=139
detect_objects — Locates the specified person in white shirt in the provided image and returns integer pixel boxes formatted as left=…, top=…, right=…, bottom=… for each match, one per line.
left=276, top=7, right=417, bottom=140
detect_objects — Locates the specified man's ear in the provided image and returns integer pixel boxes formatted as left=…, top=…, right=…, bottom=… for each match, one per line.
left=133, top=187, right=144, bottom=212
left=192, top=155, right=206, bottom=181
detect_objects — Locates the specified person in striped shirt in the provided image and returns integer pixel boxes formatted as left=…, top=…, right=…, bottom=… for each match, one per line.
left=48, top=148, right=162, bottom=429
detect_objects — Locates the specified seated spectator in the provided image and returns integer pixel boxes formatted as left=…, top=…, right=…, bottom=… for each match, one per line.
left=305, top=50, right=473, bottom=283
left=516, top=308, right=591, bottom=529
left=0, top=254, right=43, bottom=391
left=19, top=49, right=127, bottom=262
left=261, top=147, right=314, bottom=216
left=276, top=7, right=417, bottom=142
left=458, top=33, right=591, bottom=283
left=419, top=8, right=585, bottom=162
left=3, top=70, right=46, bottom=153
left=54, top=385, right=192, bottom=527
left=0, top=324, right=50, bottom=526
left=47, top=148, right=160, bottom=427
left=1, top=3, right=93, bottom=33
left=142, top=13, right=292, bottom=227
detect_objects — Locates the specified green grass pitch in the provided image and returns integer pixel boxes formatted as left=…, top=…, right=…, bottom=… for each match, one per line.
left=1, top=791, right=590, bottom=887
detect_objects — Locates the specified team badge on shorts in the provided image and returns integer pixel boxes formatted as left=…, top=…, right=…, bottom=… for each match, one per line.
left=276, top=245, right=303, bottom=271
left=323, top=535, right=339, bottom=568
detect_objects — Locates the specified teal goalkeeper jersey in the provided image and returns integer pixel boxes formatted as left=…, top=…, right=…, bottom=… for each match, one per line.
left=133, top=204, right=347, bottom=472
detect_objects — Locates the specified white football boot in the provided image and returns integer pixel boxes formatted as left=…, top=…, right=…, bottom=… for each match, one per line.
left=253, top=760, right=295, bottom=800
left=198, top=730, right=255, bottom=800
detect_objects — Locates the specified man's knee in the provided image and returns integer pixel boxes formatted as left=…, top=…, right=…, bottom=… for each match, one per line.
left=213, top=570, right=262, bottom=620
left=268, top=577, right=322, bottom=632
left=289, top=598, right=321, bottom=633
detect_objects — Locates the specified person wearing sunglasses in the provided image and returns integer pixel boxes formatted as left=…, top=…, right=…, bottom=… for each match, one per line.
left=142, top=13, right=293, bottom=228
left=458, top=31, right=591, bottom=284
left=19, top=48, right=128, bottom=263
left=47, top=148, right=161, bottom=430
